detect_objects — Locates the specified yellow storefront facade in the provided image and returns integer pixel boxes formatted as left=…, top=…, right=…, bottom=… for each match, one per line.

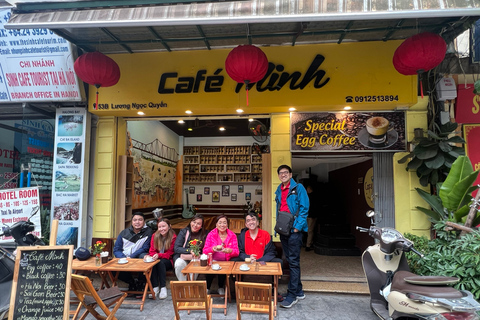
left=88, top=42, right=430, bottom=239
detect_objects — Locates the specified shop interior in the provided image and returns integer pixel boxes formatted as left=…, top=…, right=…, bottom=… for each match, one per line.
left=161, top=116, right=373, bottom=282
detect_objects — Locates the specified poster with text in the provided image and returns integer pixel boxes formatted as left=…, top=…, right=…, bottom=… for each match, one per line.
left=50, top=108, right=87, bottom=248
left=464, top=124, right=480, bottom=197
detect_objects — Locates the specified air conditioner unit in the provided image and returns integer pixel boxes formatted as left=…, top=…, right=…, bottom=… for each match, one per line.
left=436, top=77, right=457, bottom=101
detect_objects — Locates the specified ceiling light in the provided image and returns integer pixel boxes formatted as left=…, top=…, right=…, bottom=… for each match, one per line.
left=219, top=126, right=226, bottom=131
left=236, top=109, right=244, bottom=113
left=344, top=106, right=352, bottom=110
left=188, top=127, right=193, bottom=131
left=178, top=119, right=185, bottom=124
left=248, top=118, right=254, bottom=122
left=185, top=110, right=192, bottom=114
left=289, top=107, right=296, bottom=111
left=137, top=111, right=145, bottom=115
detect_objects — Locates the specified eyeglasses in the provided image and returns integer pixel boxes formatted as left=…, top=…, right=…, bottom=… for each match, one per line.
left=278, top=171, right=290, bottom=176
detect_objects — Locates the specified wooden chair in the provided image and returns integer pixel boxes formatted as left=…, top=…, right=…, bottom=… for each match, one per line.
left=170, top=280, right=213, bottom=320
left=70, top=274, right=127, bottom=320
left=235, top=281, right=273, bottom=320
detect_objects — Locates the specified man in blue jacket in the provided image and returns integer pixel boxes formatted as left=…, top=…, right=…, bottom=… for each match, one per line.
left=275, top=165, right=309, bottom=308
left=113, top=212, right=153, bottom=291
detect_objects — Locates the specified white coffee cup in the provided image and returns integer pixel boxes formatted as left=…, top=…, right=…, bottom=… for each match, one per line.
left=366, top=117, right=390, bottom=143
left=145, top=256, right=153, bottom=263
left=212, top=263, right=220, bottom=270
left=119, top=258, right=128, bottom=263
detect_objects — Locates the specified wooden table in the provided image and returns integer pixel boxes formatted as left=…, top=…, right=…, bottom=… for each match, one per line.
left=181, top=261, right=235, bottom=315
left=232, top=261, right=283, bottom=316
left=99, top=258, right=159, bottom=311
left=72, top=257, right=113, bottom=289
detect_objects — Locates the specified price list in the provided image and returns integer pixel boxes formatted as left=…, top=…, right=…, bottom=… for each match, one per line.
left=9, top=246, right=72, bottom=320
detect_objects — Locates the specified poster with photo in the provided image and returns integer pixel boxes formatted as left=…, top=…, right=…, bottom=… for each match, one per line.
left=212, top=191, right=220, bottom=202
left=196, top=194, right=202, bottom=202
left=204, top=187, right=210, bottom=195
left=222, top=185, right=230, bottom=197
left=189, top=186, right=195, bottom=194
left=231, top=194, right=237, bottom=201
left=238, top=185, right=244, bottom=193
left=51, top=108, right=88, bottom=249
left=245, top=193, right=251, bottom=201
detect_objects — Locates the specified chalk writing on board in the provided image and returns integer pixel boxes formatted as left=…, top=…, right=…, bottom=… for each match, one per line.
left=10, top=247, right=72, bottom=320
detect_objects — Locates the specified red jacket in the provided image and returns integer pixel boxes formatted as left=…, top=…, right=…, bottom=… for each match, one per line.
left=149, top=233, right=177, bottom=265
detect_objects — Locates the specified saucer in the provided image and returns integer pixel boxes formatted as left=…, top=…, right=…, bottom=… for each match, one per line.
left=144, top=259, right=154, bottom=263
left=212, top=266, right=222, bottom=270
left=118, top=260, right=128, bottom=264
left=239, top=264, right=250, bottom=271
left=357, top=127, right=398, bottom=149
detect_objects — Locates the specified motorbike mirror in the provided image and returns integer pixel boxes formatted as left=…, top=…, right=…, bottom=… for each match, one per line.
left=366, top=210, right=375, bottom=218
left=28, top=206, right=40, bottom=220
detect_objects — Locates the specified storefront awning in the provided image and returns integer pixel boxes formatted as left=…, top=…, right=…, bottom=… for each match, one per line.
left=5, top=0, right=480, bottom=54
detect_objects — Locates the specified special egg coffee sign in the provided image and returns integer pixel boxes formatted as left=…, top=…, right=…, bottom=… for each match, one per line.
left=290, top=112, right=406, bottom=152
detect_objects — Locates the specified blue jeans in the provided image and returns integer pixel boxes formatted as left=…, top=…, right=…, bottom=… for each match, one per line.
left=280, top=231, right=303, bottom=299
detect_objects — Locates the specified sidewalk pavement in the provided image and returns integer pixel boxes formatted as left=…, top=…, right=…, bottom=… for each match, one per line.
left=79, top=283, right=378, bottom=320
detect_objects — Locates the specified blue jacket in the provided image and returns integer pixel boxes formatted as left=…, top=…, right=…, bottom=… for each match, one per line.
left=113, top=225, right=152, bottom=258
left=275, top=178, right=309, bottom=233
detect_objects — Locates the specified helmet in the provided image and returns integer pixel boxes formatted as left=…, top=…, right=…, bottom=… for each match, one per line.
left=75, top=247, right=91, bottom=261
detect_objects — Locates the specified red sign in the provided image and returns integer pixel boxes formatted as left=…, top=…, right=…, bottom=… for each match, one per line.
left=456, top=85, right=480, bottom=123
left=464, top=125, right=480, bottom=196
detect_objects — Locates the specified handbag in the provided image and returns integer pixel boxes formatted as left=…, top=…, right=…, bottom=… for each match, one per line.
left=180, top=229, right=193, bottom=260
left=274, top=211, right=295, bottom=236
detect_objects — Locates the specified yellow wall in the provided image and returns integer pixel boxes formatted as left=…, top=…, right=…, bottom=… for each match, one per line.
left=270, top=113, right=292, bottom=239
left=93, top=117, right=118, bottom=237
left=393, top=97, right=430, bottom=237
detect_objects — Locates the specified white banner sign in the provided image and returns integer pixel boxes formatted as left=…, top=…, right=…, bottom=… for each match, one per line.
left=0, top=186, right=41, bottom=243
left=0, top=8, right=83, bottom=103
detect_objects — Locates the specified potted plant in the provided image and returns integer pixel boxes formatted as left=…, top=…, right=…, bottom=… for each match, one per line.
left=415, top=156, right=479, bottom=227
left=398, top=122, right=465, bottom=187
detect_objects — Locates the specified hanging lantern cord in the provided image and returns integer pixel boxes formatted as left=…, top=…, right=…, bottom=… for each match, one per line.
left=417, top=70, right=425, bottom=99
left=95, top=84, right=101, bottom=110
left=244, top=80, right=250, bottom=106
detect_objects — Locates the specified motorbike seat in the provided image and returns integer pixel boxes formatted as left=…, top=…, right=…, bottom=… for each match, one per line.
left=391, top=271, right=463, bottom=299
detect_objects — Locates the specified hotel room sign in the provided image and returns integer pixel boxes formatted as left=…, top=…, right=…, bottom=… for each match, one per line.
left=290, top=112, right=406, bottom=152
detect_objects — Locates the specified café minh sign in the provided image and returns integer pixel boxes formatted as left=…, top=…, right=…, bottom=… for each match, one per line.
left=87, top=42, right=417, bottom=116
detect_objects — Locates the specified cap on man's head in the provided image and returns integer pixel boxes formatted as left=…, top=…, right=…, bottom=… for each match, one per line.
left=132, top=212, right=145, bottom=219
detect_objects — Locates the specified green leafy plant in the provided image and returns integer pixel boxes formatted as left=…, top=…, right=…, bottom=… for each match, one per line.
left=398, top=122, right=465, bottom=187
left=405, top=226, right=480, bottom=299
left=415, top=156, right=479, bottom=224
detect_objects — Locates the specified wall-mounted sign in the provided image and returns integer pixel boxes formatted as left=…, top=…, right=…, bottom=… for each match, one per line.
left=464, top=124, right=480, bottom=196
left=0, top=9, right=84, bottom=103
left=290, top=112, right=406, bottom=152
left=456, top=85, right=480, bottom=124
left=87, top=42, right=417, bottom=117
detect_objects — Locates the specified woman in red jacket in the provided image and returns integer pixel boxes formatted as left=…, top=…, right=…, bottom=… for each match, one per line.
left=144, top=218, right=177, bottom=299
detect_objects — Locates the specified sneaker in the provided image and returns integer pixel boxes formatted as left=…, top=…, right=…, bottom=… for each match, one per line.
left=218, top=288, right=225, bottom=296
left=296, top=293, right=306, bottom=300
left=149, top=287, right=159, bottom=299
left=277, top=294, right=284, bottom=302
left=280, top=297, right=298, bottom=308
left=159, top=287, right=167, bottom=299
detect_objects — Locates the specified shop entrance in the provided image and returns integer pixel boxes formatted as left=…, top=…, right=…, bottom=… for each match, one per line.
left=292, top=153, right=392, bottom=284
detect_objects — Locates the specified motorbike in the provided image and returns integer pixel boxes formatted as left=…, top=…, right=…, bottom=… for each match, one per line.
left=0, top=206, right=44, bottom=318
left=357, top=210, right=480, bottom=320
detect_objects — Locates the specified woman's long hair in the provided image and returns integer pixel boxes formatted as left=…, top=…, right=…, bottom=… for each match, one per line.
left=189, top=214, right=207, bottom=248
left=154, top=218, right=175, bottom=252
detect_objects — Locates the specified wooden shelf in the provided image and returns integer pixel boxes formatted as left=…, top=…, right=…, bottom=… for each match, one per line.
left=183, top=145, right=263, bottom=184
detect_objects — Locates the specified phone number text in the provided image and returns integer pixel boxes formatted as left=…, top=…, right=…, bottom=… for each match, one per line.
left=351, top=95, right=399, bottom=103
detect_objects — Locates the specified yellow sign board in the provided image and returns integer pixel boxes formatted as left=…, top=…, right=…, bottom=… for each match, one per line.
left=89, top=42, right=416, bottom=117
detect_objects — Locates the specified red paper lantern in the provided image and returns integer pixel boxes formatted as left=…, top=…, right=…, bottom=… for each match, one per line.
left=225, top=45, right=268, bottom=105
left=393, top=32, right=446, bottom=98
left=74, top=52, right=121, bottom=109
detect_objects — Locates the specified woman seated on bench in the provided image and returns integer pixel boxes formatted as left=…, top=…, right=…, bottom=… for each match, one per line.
left=203, top=215, right=239, bottom=295
left=173, top=214, right=208, bottom=281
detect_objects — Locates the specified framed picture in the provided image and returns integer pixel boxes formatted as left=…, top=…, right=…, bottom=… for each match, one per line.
left=238, top=185, right=244, bottom=193
left=245, top=193, right=251, bottom=201
left=204, top=187, right=210, bottom=195
left=222, top=185, right=230, bottom=197
left=196, top=194, right=202, bottom=202
left=212, top=191, right=220, bottom=202
left=255, top=188, right=262, bottom=195
left=231, top=194, right=237, bottom=201
left=189, top=186, right=195, bottom=194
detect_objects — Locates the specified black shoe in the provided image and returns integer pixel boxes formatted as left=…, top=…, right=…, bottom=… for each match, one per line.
left=305, top=247, right=312, bottom=252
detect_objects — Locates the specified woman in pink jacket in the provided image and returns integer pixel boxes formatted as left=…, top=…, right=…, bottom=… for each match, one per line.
left=203, top=214, right=239, bottom=294
left=144, top=218, right=177, bottom=299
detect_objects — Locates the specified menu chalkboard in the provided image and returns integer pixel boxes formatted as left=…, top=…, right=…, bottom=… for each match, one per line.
left=8, top=245, right=73, bottom=320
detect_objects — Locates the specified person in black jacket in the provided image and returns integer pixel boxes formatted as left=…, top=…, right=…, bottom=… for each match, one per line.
left=233, top=213, right=282, bottom=264
left=113, top=212, right=153, bottom=291
left=173, top=214, right=208, bottom=281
